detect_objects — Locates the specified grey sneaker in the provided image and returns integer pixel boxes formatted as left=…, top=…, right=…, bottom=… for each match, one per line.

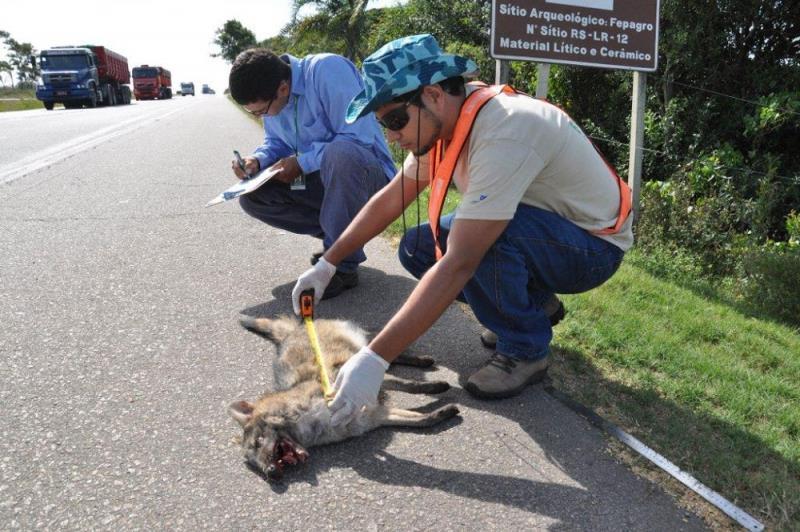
left=464, top=353, right=549, bottom=399
left=480, top=295, right=566, bottom=349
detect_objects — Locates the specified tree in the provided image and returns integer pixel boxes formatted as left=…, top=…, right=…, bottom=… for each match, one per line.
left=289, top=0, right=372, bottom=61
left=1, top=30, right=15, bottom=87
left=212, top=20, right=257, bottom=63
left=367, top=0, right=490, bottom=54
left=259, top=33, right=292, bottom=54
left=1, top=31, right=38, bottom=86
left=0, top=60, right=12, bottom=88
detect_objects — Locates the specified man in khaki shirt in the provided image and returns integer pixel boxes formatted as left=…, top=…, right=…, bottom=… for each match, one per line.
left=292, top=34, right=632, bottom=426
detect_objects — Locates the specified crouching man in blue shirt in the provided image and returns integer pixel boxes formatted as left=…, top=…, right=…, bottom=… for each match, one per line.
left=228, top=48, right=396, bottom=299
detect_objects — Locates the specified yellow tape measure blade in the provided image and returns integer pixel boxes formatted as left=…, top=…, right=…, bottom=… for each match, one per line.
left=303, top=317, right=333, bottom=397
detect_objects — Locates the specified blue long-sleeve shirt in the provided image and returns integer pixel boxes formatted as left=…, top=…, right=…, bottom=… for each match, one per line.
left=252, top=53, right=396, bottom=180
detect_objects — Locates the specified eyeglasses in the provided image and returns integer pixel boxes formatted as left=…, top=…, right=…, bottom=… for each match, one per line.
left=244, top=98, right=274, bottom=117
left=377, top=99, right=414, bottom=131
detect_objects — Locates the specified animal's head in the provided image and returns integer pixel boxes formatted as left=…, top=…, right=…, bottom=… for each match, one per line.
left=229, top=400, right=308, bottom=481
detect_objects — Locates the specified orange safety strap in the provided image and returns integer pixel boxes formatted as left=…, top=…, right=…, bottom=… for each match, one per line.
left=536, top=98, right=632, bottom=236
left=428, top=83, right=512, bottom=259
left=427, top=83, right=632, bottom=259
left=585, top=141, right=632, bottom=235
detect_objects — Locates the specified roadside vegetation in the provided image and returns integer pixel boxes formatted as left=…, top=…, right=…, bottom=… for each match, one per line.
left=0, top=86, right=42, bottom=112
left=553, top=255, right=799, bottom=530
left=1, top=30, right=40, bottom=111
left=211, top=2, right=798, bottom=527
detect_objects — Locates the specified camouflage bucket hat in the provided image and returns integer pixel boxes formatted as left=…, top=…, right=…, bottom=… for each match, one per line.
left=346, top=34, right=478, bottom=123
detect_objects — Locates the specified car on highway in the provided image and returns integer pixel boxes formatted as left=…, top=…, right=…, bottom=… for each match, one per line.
left=180, top=82, right=195, bottom=96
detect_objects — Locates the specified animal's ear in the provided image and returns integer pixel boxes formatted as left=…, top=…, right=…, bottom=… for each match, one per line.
left=239, top=316, right=295, bottom=343
left=228, top=400, right=255, bottom=427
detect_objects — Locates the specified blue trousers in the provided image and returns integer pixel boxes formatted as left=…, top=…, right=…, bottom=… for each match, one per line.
left=239, top=139, right=390, bottom=273
left=398, top=205, right=624, bottom=361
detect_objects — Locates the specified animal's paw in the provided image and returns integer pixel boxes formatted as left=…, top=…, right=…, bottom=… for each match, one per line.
left=433, top=404, right=460, bottom=421
left=425, top=381, right=450, bottom=394
left=393, top=353, right=435, bottom=368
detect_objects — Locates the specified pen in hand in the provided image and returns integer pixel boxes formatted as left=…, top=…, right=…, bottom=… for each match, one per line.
left=234, top=150, right=251, bottom=179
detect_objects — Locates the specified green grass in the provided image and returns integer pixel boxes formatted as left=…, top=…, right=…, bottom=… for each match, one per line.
left=0, top=87, right=43, bottom=112
left=549, top=256, right=799, bottom=530
left=384, top=207, right=799, bottom=529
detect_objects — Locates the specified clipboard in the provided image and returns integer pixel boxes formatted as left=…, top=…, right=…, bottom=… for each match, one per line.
left=205, top=166, right=280, bottom=207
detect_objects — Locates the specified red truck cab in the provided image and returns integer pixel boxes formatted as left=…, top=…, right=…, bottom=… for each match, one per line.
left=132, top=65, right=173, bottom=100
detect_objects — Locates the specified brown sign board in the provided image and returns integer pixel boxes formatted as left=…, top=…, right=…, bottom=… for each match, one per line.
left=491, top=0, right=660, bottom=71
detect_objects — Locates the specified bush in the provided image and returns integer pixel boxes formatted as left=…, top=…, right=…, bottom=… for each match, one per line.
left=739, top=244, right=800, bottom=325
left=624, top=242, right=706, bottom=289
left=787, top=211, right=800, bottom=244
left=636, top=153, right=752, bottom=277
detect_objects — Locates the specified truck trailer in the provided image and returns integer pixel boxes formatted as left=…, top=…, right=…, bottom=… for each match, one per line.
left=35, top=45, right=132, bottom=110
left=132, top=65, right=172, bottom=100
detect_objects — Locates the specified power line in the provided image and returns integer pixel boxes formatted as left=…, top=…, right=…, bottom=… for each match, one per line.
left=649, top=74, right=800, bottom=118
left=587, top=73, right=800, bottom=185
left=589, top=134, right=666, bottom=156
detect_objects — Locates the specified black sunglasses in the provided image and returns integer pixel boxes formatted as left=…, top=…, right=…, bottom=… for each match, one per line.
left=377, top=99, right=415, bottom=131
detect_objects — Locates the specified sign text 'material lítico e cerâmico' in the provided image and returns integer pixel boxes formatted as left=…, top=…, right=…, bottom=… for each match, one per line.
left=491, top=0, right=660, bottom=71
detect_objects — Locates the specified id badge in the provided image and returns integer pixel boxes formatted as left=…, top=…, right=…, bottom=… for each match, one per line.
left=290, top=174, right=306, bottom=191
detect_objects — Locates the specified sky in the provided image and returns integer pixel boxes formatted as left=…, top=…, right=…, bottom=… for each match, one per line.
left=2, top=0, right=400, bottom=93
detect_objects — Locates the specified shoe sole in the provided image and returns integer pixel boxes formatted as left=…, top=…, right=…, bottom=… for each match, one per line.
left=463, top=367, right=549, bottom=399
left=480, top=332, right=496, bottom=349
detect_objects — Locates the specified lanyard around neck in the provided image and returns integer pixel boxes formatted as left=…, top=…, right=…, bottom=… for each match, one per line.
left=293, top=95, right=300, bottom=158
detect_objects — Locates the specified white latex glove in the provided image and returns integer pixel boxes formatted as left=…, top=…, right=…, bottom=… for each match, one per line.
left=291, top=257, right=337, bottom=315
left=328, top=346, right=389, bottom=426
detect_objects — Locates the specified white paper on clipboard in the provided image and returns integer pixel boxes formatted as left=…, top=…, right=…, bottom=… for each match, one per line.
left=205, top=167, right=281, bottom=207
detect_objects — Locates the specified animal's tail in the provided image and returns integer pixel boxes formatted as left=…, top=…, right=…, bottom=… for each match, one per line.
left=239, top=316, right=296, bottom=343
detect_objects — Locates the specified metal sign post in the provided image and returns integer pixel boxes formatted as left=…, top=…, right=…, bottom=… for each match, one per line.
left=535, top=63, right=551, bottom=98
left=628, top=71, right=646, bottom=221
left=495, top=59, right=510, bottom=84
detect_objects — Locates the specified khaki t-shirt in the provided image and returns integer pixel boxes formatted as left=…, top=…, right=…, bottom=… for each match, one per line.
left=406, top=88, right=633, bottom=251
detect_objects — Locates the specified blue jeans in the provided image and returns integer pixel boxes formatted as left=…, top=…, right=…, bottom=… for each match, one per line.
left=239, top=139, right=390, bottom=273
left=398, top=205, right=624, bottom=361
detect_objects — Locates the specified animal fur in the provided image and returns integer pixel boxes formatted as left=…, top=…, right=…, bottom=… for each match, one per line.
left=230, top=315, right=459, bottom=480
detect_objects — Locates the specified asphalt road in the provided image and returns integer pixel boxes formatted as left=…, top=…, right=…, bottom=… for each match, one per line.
left=0, top=96, right=707, bottom=530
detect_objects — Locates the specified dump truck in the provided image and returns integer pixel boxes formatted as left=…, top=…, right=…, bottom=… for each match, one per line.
left=35, top=45, right=132, bottom=110
left=132, top=65, right=172, bottom=100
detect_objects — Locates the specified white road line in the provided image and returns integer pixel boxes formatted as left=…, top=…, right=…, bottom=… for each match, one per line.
left=0, top=104, right=191, bottom=185
left=544, top=386, right=765, bottom=531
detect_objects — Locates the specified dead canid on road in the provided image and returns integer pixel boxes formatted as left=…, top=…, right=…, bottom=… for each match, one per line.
left=229, top=315, right=460, bottom=481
